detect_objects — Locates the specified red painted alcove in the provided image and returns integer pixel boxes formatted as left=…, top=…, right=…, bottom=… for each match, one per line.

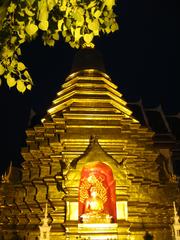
left=78, top=161, right=117, bottom=223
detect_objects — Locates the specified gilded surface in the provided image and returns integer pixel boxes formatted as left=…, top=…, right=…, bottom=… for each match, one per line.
left=0, top=67, right=178, bottom=240
left=79, top=174, right=107, bottom=204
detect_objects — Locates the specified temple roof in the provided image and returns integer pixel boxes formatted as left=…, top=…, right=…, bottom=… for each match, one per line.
left=71, top=136, right=119, bottom=169
left=128, top=100, right=180, bottom=141
left=127, top=100, right=180, bottom=176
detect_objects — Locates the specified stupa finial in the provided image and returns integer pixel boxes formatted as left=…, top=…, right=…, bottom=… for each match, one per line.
left=172, top=201, right=180, bottom=239
left=1, top=161, right=12, bottom=183
left=39, top=202, right=51, bottom=240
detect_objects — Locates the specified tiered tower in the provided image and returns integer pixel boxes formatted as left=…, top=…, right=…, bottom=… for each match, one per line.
left=0, top=48, right=178, bottom=240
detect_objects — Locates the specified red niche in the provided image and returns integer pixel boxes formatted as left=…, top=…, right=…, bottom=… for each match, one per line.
left=78, top=162, right=116, bottom=223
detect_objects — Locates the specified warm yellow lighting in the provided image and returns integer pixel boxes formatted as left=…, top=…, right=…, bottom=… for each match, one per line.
left=41, top=118, right=46, bottom=123
left=116, top=201, right=128, bottom=220
left=66, top=201, right=78, bottom=221
left=78, top=223, right=118, bottom=229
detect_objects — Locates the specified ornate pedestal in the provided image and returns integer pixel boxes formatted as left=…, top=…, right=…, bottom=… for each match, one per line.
left=78, top=223, right=118, bottom=239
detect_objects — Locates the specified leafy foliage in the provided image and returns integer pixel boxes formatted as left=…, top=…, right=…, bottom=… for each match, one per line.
left=0, top=0, right=119, bottom=92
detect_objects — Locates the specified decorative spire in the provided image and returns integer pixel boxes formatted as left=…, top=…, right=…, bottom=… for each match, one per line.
left=1, top=161, right=12, bottom=183
left=172, top=201, right=180, bottom=240
left=44, top=202, right=48, bottom=225
left=39, top=203, right=51, bottom=240
left=173, top=201, right=179, bottom=224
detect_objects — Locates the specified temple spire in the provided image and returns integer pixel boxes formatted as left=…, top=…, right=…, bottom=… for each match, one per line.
left=1, top=161, right=12, bottom=183
left=172, top=201, right=180, bottom=239
left=39, top=203, right=51, bottom=240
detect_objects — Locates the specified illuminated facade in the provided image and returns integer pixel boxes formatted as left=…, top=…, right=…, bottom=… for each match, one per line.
left=0, top=49, right=179, bottom=240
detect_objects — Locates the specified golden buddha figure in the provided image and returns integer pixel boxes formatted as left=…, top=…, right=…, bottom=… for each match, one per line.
left=80, top=185, right=112, bottom=224
left=84, top=186, right=104, bottom=214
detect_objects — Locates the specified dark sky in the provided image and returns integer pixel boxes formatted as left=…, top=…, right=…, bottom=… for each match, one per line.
left=0, top=0, right=179, bottom=175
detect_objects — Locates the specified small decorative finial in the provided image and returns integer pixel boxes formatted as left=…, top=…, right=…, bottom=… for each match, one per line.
left=2, top=161, right=12, bottom=183
left=39, top=202, right=51, bottom=240
left=172, top=201, right=180, bottom=239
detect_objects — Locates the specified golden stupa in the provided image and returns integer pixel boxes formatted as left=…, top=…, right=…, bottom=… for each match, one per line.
left=0, top=48, right=179, bottom=240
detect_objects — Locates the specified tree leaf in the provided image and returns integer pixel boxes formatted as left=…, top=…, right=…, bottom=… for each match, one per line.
left=74, top=27, right=81, bottom=41
left=84, top=33, right=94, bottom=44
left=47, top=0, right=57, bottom=11
left=6, top=74, right=16, bottom=87
left=10, top=36, right=17, bottom=44
left=105, top=0, right=115, bottom=11
left=17, top=48, right=22, bottom=56
left=27, top=0, right=36, bottom=5
left=65, top=35, right=71, bottom=43
left=38, top=0, right=49, bottom=21
left=24, top=7, right=35, bottom=17
left=7, top=3, right=16, bottom=13
left=105, top=26, right=111, bottom=34
left=24, top=70, right=32, bottom=83
left=65, top=18, right=71, bottom=28
left=111, top=22, right=119, bottom=32
left=87, top=1, right=96, bottom=9
left=0, top=0, right=120, bottom=92
left=0, top=1, right=9, bottom=30
left=52, top=32, right=59, bottom=40
left=76, top=15, right=84, bottom=27
left=18, top=30, right=26, bottom=41
left=58, top=19, right=63, bottom=31
left=0, top=64, right=5, bottom=76
left=94, top=10, right=101, bottom=18
left=2, top=47, right=14, bottom=58
left=27, top=84, right=32, bottom=90
left=39, top=21, right=49, bottom=31
left=69, top=0, right=77, bottom=5
left=17, top=62, right=26, bottom=71
left=88, top=19, right=99, bottom=36
left=59, top=3, right=66, bottom=11
left=16, top=80, right=26, bottom=93
left=73, top=7, right=84, bottom=22
left=45, top=39, right=55, bottom=47
left=25, top=23, right=38, bottom=36
left=8, top=59, right=16, bottom=72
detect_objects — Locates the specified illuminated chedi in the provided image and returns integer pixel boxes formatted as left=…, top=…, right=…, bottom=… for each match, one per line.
left=0, top=48, right=179, bottom=240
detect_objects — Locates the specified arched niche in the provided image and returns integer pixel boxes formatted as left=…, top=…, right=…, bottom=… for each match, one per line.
left=78, top=161, right=117, bottom=223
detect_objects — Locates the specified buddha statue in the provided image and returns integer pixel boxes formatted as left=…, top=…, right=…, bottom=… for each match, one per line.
left=80, top=186, right=112, bottom=223
left=84, top=186, right=104, bottom=214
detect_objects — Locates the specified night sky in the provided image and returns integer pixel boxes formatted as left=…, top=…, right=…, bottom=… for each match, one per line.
left=0, top=0, right=179, bottom=175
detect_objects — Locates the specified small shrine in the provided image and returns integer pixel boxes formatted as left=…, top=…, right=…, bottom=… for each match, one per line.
left=0, top=48, right=179, bottom=240
left=64, top=136, right=130, bottom=239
